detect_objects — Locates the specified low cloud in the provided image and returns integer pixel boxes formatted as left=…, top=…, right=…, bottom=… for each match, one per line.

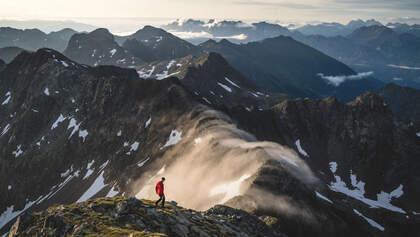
left=388, top=64, right=420, bottom=70
left=132, top=108, right=317, bottom=211
left=168, top=30, right=213, bottom=39
left=169, top=30, right=248, bottom=40
left=318, top=71, right=374, bottom=86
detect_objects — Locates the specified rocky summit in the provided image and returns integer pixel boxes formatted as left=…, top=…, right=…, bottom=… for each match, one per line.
left=7, top=197, right=282, bottom=237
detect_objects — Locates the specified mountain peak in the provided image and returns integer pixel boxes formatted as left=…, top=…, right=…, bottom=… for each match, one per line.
left=135, top=25, right=168, bottom=36
left=10, top=48, right=69, bottom=67
left=348, top=91, right=387, bottom=110
left=88, top=28, right=114, bottom=40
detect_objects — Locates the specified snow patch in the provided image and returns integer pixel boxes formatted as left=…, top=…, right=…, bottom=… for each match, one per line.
left=167, top=60, right=176, bottom=70
left=68, top=118, right=88, bottom=142
left=353, top=209, right=385, bottom=231
left=44, top=88, right=50, bottom=96
left=77, top=170, right=107, bottom=203
left=202, top=97, right=212, bottom=104
left=109, top=49, right=117, bottom=57
left=51, top=114, right=67, bottom=130
left=295, top=139, right=309, bottom=157
left=145, top=117, right=152, bottom=128
left=61, top=60, right=69, bottom=67
left=138, top=66, right=155, bottom=78
left=162, top=130, right=182, bottom=148
left=315, top=191, right=333, bottom=204
left=416, top=132, right=420, bottom=137
left=126, top=141, right=140, bottom=155
left=60, top=166, right=73, bottom=178
left=1, top=92, right=11, bottom=105
left=83, top=160, right=95, bottom=180
left=7, top=185, right=11, bottom=191
left=137, top=157, right=150, bottom=168
left=0, top=199, right=39, bottom=230
left=106, top=186, right=119, bottom=197
left=1, top=124, right=10, bottom=137
left=12, top=145, right=23, bottom=158
left=217, top=82, right=232, bottom=92
left=329, top=162, right=406, bottom=213
left=224, top=77, right=240, bottom=88
left=117, top=130, right=122, bottom=136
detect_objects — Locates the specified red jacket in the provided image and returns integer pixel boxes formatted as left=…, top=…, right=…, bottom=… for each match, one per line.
left=155, top=181, right=164, bottom=196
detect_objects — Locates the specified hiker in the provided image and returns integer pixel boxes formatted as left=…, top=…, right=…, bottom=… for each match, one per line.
left=155, top=177, right=165, bottom=207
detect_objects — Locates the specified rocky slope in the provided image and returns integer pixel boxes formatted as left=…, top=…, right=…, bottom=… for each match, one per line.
left=136, top=52, right=272, bottom=109
left=7, top=197, right=282, bottom=237
left=378, top=83, right=420, bottom=123
left=227, top=91, right=420, bottom=237
left=64, top=28, right=143, bottom=67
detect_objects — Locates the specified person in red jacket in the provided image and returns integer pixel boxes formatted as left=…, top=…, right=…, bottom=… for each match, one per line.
left=155, top=177, right=165, bottom=207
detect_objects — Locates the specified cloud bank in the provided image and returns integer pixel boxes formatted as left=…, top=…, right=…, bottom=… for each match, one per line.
left=318, top=71, right=374, bottom=86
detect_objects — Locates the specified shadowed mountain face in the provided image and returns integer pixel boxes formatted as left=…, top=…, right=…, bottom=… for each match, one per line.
left=200, top=36, right=384, bottom=101
left=0, top=47, right=24, bottom=63
left=0, top=59, right=5, bottom=72
left=294, top=25, right=420, bottom=89
left=1, top=48, right=419, bottom=237
left=378, top=83, right=420, bottom=123
left=64, top=28, right=143, bottom=67
left=0, top=27, right=77, bottom=52
left=135, top=52, right=271, bottom=109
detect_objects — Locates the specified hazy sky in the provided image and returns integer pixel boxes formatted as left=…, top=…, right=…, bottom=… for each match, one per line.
left=1, top=0, right=420, bottom=24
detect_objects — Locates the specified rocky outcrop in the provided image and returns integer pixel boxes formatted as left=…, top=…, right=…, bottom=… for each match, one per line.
left=7, top=197, right=284, bottom=237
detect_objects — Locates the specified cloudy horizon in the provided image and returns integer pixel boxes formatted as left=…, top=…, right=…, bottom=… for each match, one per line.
left=1, top=0, right=420, bottom=26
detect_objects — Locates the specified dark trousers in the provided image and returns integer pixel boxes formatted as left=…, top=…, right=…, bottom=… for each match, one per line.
left=155, top=195, right=165, bottom=207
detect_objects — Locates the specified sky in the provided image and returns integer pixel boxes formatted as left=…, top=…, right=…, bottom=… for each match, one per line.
left=1, top=0, right=420, bottom=28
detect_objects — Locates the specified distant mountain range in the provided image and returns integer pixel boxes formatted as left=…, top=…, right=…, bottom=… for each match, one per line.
left=0, top=19, right=96, bottom=33
left=295, top=19, right=383, bottom=37
left=163, top=19, right=292, bottom=44
left=1, top=23, right=419, bottom=99
left=295, top=25, right=420, bottom=89
left=0, top=27, right=77, bottom=52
